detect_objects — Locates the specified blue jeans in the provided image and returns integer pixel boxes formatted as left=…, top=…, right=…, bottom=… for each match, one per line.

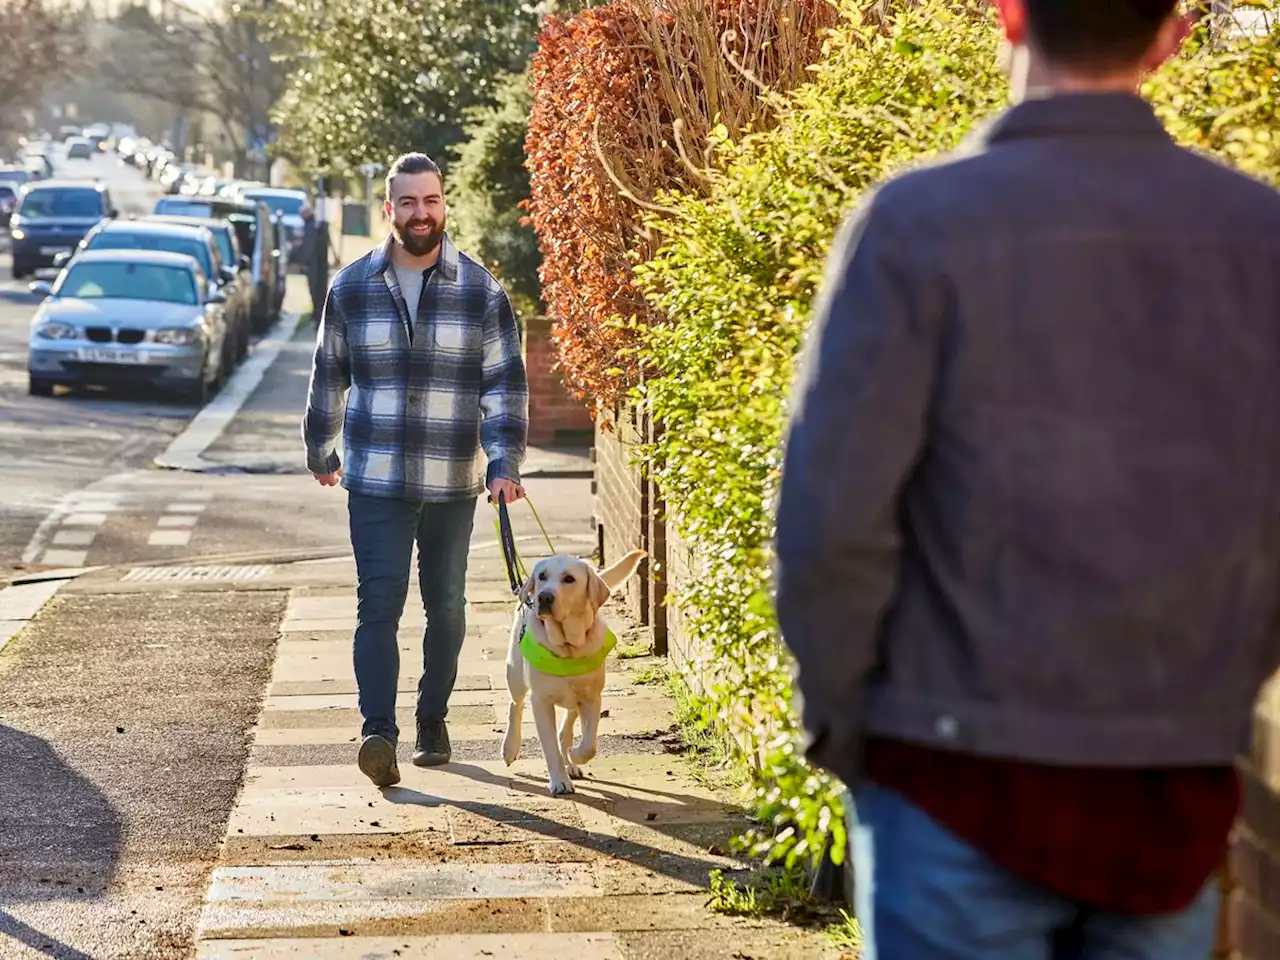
left=348, top=491, right=477, bottom=742
left=846, top=783, right=1219, bottom=960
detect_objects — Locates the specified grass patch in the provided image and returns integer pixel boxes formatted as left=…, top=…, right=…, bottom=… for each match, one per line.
left=632, top=663, right=669, bottom=685
left=708, top=865, right=856, bottom=948
left=825, top=909, right=863, bottom=952
left=615, top=642, right=651, bottom=660
left=667, top=671, right=746, bottom=789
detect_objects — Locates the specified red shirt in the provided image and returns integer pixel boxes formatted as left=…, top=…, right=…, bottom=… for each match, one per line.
left=864, top=737, right=1238, bottom=914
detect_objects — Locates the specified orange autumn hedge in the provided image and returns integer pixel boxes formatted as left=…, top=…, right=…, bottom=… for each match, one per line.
left=524, top=0, right=836, bottom=410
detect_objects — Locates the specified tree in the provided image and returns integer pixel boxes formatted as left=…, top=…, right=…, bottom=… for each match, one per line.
left=98, top=0, right=286, bottom=166
left=0, top=0, right=83, bottom=136
left=264, top=0, right=542, bottom=174
left=448, top=68, right=543, bottom=317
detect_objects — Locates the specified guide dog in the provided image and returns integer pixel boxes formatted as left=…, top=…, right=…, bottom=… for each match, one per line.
left=502, top=549, right=646, bottom=795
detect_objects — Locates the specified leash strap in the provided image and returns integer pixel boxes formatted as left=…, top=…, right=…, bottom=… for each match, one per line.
left=491, top=490, right=557, bottom=597
left=494, top=491, right=524, bottom=597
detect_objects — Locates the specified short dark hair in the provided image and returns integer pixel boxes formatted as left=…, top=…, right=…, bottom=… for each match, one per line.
left=385, top=153, right=442, bottom=200
left=1024, top=0, right=1178, bottom=71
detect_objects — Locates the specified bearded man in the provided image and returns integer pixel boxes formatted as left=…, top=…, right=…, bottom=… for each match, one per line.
left=303, top=152, right=529, bottom=787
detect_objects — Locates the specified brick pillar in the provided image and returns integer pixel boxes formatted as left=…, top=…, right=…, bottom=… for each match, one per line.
left=523, top=316, right=593, bottom=446
left=1229, top=672, right=1280, bottom=958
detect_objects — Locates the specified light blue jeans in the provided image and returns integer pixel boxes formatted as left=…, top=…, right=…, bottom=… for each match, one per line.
left=846, top=783, right=1220, bottom=960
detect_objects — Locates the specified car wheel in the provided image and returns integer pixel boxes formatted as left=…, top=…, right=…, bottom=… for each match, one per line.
left=11, top=265, right=28, bottom=280
left=237, top=326, right=249, bottom=364
left=27, top=376, right=54, bottom=397
left=184, top=365, right=210, bottom=406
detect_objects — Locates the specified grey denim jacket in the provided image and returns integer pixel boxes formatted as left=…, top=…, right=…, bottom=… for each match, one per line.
left=775, top=93, right=1280, bottom=786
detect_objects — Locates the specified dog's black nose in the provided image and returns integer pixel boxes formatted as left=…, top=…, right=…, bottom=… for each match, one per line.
left=537, top=590, right=555, bottom=611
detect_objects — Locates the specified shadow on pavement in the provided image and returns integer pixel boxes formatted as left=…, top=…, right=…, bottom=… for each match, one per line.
left=383, top=761, right=744, bottom=891
left=0, top=725, right=122, bottom=960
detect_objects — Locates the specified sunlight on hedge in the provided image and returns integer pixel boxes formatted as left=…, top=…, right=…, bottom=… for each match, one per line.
left=635, top=0, right=1008, bottom=869
left=635, top=0, right=1280, bottom=871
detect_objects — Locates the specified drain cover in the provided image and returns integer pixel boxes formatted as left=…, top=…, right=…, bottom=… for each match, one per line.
left=121, top=564, right=272, bottom=583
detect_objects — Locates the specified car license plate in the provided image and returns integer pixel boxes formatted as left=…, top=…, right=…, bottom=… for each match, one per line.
left=40, top=246, right=71, bottom=256
left=77, top=348, right=147, bottom=364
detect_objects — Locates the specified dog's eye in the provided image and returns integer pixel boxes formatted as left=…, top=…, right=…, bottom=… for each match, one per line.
left=562, top=574, right=575, bottom=584
left=538, top=571, right=548, bottom=581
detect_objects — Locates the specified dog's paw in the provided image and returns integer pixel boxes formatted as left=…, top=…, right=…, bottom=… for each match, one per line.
left=548, top=775, right=576, bottom=796
left=501, top=731, right=521, bottom=766
left=565, top=763, right=585, bottom=780
left=568, top=744, right=596, bottom=766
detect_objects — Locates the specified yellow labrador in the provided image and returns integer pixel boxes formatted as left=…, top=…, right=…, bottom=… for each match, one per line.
left=502, top=549, right=645, bottom=795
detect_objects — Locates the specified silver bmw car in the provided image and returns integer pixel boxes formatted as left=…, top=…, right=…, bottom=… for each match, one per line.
left=26, top=248, right=230, bottom=403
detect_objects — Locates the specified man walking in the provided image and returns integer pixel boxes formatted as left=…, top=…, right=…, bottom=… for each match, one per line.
left=776, top=2, right=1280, bottom=958
left=299, top=204, right=336, bottom=322
left=303, top=152, right=528, bottom=788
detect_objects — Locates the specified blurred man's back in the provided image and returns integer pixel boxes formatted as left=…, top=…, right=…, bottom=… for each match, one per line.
left=775, top=2, right=1280, bottom=958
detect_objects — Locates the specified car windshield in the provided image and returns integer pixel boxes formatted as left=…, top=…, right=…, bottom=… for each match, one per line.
left=154, top=198, right=213, bottom=217
left=57, top=262, right=197, bottom=305
left=87, top=232, right=212, bottom=277
left=247, top=193, right=305, bottom=216
left=19, top=189, right=104, bottom=219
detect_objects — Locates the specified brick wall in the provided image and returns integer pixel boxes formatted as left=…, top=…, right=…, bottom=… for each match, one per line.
left=1225, top=675, right=1280, bottom=958
left=524, top=317, right=594, bottom=446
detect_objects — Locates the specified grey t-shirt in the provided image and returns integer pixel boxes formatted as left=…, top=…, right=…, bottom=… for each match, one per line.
left=392, top=263, right=429, bottom=321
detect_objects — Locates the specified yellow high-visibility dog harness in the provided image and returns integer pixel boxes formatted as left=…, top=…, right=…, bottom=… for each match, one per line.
left=520, top=628, right=618, bottom=677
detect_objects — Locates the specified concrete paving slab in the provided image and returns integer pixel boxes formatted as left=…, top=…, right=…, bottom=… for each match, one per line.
left=207, top=860, right=599, bottom=902
left=256, top=704, right=497, bottom=729
left=267, top=675, right=493, bottom=697
left=261, top=690, right=496, bottom=712
left=251, top=724, right=504, bottom=747
left=197, top=932, right=622, bottom=959
left=0, top=579, right=63, bottom=621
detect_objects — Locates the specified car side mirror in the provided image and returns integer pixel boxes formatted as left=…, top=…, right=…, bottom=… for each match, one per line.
left=52, top=251, right=71, bottom=267
left=206, top=287, right=228, bottom=304
left=29, top=281, right=53, bottom=298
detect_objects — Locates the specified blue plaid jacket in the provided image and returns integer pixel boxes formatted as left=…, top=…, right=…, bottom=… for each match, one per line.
left=302, top=233, right=528, bottom=501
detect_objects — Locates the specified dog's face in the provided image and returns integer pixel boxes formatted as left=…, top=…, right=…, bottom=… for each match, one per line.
left=523, top=555, right=610, bottom=623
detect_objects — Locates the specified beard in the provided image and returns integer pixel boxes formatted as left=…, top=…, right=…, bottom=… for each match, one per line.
left=392, top=212, right=446, bottom=257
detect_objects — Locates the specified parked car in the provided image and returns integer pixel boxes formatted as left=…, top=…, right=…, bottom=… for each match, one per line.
left=269, top=214, right=290, bottom=313
left=0, top=183, right=17, bottom=228
left=240, top=187, right=308, bottom=264
left=66, top=218, right=250, bottom=366
left=26, top=249, right=230, bottom=402
left=9, top=180, right=116, bottom=279
left=146, top=215, right=255, bottom=358
left=66, top=138, right=94, bottom=160
left=154, top=196, right=280, bottom=332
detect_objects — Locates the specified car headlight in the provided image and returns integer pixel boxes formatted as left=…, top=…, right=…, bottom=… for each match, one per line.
left=10, top=228, right=25, bottom=240
left=35, top=321, right=77, bottom=340
left=153, top=327, right=201, bottom=346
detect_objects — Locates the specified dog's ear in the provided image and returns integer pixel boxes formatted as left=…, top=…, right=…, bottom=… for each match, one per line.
left=519, top=570, right=537, bottom=606
left=587, top=568, right=611, bottom=612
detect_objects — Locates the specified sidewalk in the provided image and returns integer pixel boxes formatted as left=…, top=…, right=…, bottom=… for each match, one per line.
left=189, top=499, right=840, bottom=959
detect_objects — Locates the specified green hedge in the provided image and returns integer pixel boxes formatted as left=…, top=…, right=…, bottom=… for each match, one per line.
left=635, top=0, right=1280, bottom=872
left=634, top=0, right=1007, bottom=870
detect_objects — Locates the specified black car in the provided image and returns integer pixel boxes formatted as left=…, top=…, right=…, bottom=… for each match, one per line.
left=9, top=180, right=116, bottom=279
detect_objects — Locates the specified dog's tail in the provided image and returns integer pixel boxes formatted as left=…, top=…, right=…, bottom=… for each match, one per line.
left=600, top=549, right=646, bottom=591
